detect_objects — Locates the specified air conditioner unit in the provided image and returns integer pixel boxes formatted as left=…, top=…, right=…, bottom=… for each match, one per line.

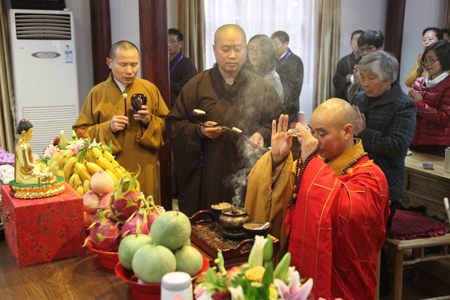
left=9, top=9, right=79, bottom=153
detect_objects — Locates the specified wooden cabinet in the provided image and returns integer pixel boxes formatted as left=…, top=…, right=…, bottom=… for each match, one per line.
left=401, top=151, right=450, bottom=221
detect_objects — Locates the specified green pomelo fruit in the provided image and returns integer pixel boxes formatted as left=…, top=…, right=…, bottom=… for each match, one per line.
left=175, top=245, right=203, bottom=276
left=118, top=234, right=153, bottom=270
left=150, top=211, right=191, bottom=250
left=132, top=245, right=176, bottom=283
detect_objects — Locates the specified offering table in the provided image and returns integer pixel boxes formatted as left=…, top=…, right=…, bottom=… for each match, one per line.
left=0, top=240, right=132, bottom=300
left=190, top=210, right=280, bottom=269
left=401, top=150, right=450, bottom=221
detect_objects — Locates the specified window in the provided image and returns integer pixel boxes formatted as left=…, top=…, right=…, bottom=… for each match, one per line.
left=204, top=0, right=318, bottom=118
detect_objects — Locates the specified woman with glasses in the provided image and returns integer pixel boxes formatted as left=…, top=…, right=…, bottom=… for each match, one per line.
left=408, top=41, right=450, bottom=157
left=405, top=27, right=442, bottom=87
left=350, top=51, right=417, bottom=297
left=244, top=34, right=284, bottom=101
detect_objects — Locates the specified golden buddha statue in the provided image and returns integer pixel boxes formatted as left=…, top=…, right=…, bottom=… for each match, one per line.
left=14, top=119, right=55, bottom=185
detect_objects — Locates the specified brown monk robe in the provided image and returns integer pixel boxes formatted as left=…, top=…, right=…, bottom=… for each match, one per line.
left=167, top=24, right=285, bottom=218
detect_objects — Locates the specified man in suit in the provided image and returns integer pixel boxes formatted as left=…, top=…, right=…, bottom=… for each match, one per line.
left=271, top=31, right=304, bottom=123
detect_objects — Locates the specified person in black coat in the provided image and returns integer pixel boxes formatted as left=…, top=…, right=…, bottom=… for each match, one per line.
left=271, top=31, right=304, bottom=123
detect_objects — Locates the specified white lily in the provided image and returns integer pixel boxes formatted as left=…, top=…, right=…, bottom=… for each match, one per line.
left=248, top=235, right=267, bottom=268
left=229, top=285, right=244, bottom=300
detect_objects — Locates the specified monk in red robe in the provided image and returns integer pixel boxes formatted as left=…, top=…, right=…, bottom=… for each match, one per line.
left=245, top=98, right=390, bottom=299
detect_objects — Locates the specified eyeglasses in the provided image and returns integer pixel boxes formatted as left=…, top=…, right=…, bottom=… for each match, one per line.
left=168, top=39, right=179, bottom=45
left=358, top=46, right=375, bottom=53
left=248, top=48, right=263, bottom=55
left=421, top=58, right=439, bottom=65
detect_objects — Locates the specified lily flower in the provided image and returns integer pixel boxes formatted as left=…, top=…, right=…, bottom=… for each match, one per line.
left=274, top=277, right=313, bottom=300
left=228, top=285, right=244, bottom=300
left=248, top=235, right=267, bottom=268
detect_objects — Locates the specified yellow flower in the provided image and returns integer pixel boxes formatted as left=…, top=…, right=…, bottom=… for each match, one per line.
left=269, top=283, right=278, bottom=300
left=245, top=266, right=265, bottom=282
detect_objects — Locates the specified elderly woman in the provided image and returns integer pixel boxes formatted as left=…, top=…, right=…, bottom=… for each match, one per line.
left=245, top=34, right=284, bottom=101
left=404, top=27, right=442, bottom=87
left=408, top=42, right=450, bottom=157
left=350, top=51, right=416, bottom=297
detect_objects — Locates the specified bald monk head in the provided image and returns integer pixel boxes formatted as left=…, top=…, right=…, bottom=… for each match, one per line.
left=213, top=24, right=247, bottom=83
left=309, top=98, right=356, bottom=160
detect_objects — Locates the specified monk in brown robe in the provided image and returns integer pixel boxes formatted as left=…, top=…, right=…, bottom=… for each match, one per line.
left=167, top=25, right=285, bottom=217
left=73, top=41, right=168, bottom=203
left=245, top=99, right=390, bottom=299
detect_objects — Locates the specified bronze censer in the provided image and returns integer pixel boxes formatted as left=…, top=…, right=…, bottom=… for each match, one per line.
left=219, top=206, right=250, bottom=239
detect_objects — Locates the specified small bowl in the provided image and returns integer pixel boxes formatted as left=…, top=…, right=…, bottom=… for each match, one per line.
left=114, top=255, right=209, bottom=300
left=85, top=236, right=119, bottom=269
left=243, top=222, right=270, bottom=239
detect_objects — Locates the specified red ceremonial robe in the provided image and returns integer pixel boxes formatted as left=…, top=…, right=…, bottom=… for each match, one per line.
left=245, top=140, right=390, bottom=299
left=285, top=154, right=389, bottom=299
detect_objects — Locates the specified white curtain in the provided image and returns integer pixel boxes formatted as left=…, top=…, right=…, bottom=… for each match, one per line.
left=204, top=0, right=318, bottom=122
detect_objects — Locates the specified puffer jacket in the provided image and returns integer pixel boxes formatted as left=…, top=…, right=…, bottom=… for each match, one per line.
left=410, top=75, right=450, bottom=146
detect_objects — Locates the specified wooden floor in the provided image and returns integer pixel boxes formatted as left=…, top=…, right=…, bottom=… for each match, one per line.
left=381, top=250, right=450, bottom=300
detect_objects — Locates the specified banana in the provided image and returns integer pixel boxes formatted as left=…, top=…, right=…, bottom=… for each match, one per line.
left=49, top=160, right=59, bottom=172
left=63, top=156, right=77, bottom=181
left=118, top=166, right=127, bottom=174
left=53, top=165, right=63, bottom=176
left=49, top=151, right=61, bottom=165
left=57, top=149, right=73, bottom=167
left=92, top=148, right=103, bottom=161
left=55, top=167, right=65, bottom=179
left=102, top=150, right=115, bottom=163
left=87, top=150, right=96, bottom=163
left=105, top=169, right=118, bottom=182
left=75, top=162, right=92, bottom=181
left=85, top=162, right=103, bottom=175
left=76, top=185, right=85, bottom=197
left=111, top=159, right=120, bottom=168
left=113, top=166, right=125, bottom=180
left=96, top=157, right=114, bottom=172
left=83, top=179, right=91, bottom=193
left=69, top=172, right=82, bottom=190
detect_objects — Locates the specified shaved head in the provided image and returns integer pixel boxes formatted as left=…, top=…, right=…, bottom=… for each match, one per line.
left=214, top=24, right=246, bottom=45
left=313, top=98, right=356, bottom=129
left=310, top=98, right=355, bottom=159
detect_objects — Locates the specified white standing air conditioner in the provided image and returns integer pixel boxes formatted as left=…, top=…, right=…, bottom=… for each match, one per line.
left=9, top=9, right=79, bottom=153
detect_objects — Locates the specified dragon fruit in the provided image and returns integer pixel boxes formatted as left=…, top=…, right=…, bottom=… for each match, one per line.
left=146, top=196, right=165, bottom=228
left=85, top=210, right=121, bottom=252
left=121, top=196, right=165, bottom=240
left=110, top=166, right=144, bottom=221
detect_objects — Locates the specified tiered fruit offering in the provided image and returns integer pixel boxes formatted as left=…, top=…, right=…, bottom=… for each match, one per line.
left=83, top=169, right=164, bottom=253
left=117, top=211, right=204, bottom=284
left=45, top=130, right=129, bottom=197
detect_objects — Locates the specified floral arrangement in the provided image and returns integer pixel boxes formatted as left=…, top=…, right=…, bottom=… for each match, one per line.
left=194, top=235, right=313, bottom=300
left=39, top=129, right=109, bottom=165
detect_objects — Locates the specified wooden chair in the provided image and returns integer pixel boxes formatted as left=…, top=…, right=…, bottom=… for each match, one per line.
left=385, top=205, right=450, bottom=300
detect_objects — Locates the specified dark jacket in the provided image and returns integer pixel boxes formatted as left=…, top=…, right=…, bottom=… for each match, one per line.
left=169, top=51, right=197, bottom=107
left=275, top=48, right=304, bottom=123
left=333, top=52, right=361, bottom=101
left=350, top=81, right=417, bottom=200
left=410, top=76, right=450, bottom=146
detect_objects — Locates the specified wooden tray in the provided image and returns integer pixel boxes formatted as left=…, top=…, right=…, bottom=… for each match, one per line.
left=189, top=210, right=279, bottom=268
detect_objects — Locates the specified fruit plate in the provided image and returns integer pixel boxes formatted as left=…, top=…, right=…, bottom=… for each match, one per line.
left=114, top=255, right=209, bottom=300
left=85, top=236, right=119, bottom=269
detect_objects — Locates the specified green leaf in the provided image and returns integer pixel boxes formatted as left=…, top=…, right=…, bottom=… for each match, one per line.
left=262, top=261, right=273, bottom=286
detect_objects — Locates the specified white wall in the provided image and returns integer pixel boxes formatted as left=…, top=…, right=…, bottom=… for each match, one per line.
left=65, top=0, right=93, bottom=109
left=339, top=0, right=387, bottom=58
